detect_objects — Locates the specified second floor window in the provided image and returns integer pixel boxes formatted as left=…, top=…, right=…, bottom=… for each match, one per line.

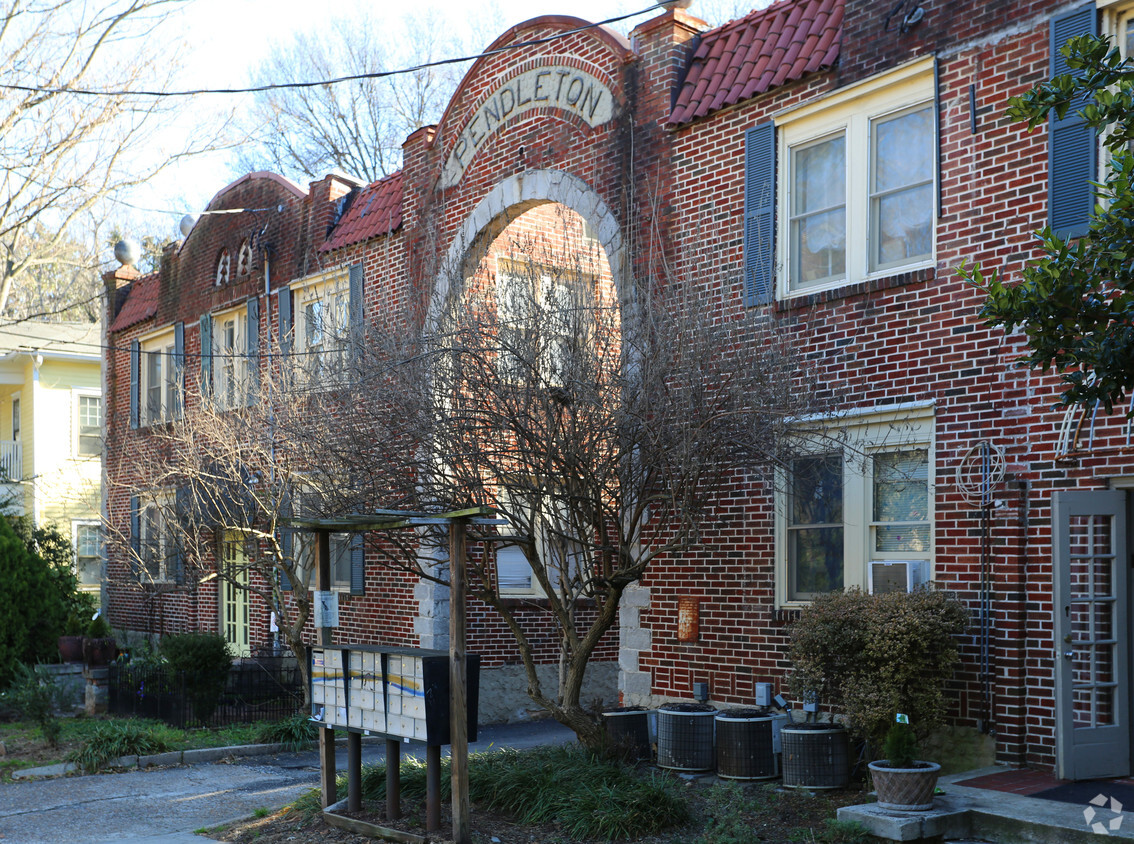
left=214, top=311, right=248, bottom=409
left=141, top=332, right=177, bottom=425
left=77, top=394, right=101, bottom=457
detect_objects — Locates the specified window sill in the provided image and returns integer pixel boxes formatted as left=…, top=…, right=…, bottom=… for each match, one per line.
left=776, top=265, right=936, bottom=311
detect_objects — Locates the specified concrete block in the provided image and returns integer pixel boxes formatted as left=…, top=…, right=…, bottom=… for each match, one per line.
left=619, top=606, right=640, bottom=628
left=138, top=751, right=183, bottom=768
left=620, top=585, right=651, bottom=609
left=619, top=627, right=651, bottom=651
left=837, top=795, right=972, bottom=842
left=618, top=649, right=640, bottom=672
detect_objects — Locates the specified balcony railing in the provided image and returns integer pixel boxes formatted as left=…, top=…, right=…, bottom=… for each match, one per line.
left=0, top=440, right=20, bottom=482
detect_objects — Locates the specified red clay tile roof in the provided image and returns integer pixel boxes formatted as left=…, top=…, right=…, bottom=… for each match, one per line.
left=320, top=171, right=403, bottom=252
left=109, top=274, right=158, bottom=333
left=669, top=0, right=843, bottom=127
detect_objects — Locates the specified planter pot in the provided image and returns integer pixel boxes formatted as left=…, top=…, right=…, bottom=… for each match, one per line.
left=83, top=637, right=117, bottom=667
left=58, top=635, right=84, bottom=663
left=868, top=760, right=941, bottom=811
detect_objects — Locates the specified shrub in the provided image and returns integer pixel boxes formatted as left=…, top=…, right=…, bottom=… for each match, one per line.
left=159, top=632, right=233, bottom=724
left=789, top=588, right=968, bottom=755
left=87, top=613, right=111, bottom=639
left=881, top=720, right=919, bottom=768
left=257, top=712, right=316, bottom=751
left=0, top=517, right=91, bottom=685
left=3, top=663, right=62, bottom=747
left=67, top=720, right=173, bottom=773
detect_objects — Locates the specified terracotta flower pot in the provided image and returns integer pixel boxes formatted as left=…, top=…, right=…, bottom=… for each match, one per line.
left=58, top=635, right=84, bottom=663
left=868, top=759, right=941, bottom=811
left=82, top=636, right=117, bottom=667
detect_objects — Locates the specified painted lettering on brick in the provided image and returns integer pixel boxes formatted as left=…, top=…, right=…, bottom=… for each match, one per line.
left=442, top=65, right=615, bottom=188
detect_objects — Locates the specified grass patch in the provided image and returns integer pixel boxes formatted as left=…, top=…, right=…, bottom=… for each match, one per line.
left=67, top=720, right=176, bottom=773
left=255, top=712, right=315, bottom=751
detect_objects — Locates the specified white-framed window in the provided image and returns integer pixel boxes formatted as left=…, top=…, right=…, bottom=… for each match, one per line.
left=495, top=491, right=587, bottom=597
left=138, top=494, right=177, bottom=582
left=213, top=307, right=249, bottom=409
left=11, top=394, right=19, bottom=440
left=140, top=329, right=177, bottom=425
left=74, top=391, right=101, bottom=457
left=776, top=404, right=934, bottom=606
left=73, top=520, right=101, bottom=589
left=776, top=58, right=936, bottom=297
left=292, top=270, right=351, bottom=386
left=496, top=260, right=588, bottom=386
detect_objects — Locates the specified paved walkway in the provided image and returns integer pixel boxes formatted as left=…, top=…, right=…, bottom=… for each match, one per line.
left=0, top=720, right=576, bottom=844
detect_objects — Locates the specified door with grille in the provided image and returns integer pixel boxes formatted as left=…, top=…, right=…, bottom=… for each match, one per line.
left=1053, top=491, right=1129, bottom=780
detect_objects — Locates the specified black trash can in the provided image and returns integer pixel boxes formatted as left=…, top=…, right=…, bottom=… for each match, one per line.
left=657, top=702, right=717, bottom=772
left=715, top=708, right=777, bottom=780
left=781, top=722, right=849, bottom=789
left=602, top=705, right=651, bottom=760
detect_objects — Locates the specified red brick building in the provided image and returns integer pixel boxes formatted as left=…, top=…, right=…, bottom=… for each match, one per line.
left=105, top=0, right=1133, bottom=776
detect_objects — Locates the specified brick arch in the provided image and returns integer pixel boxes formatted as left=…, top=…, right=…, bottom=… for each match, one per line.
left=429, top=169, right=627, bottom=327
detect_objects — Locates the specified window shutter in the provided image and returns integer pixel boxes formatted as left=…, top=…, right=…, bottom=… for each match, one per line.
left=173, top=322, right=185, bottom=419
left=199, top=314, right=213, bottom=395
left=172, top=487, right=189, bottom=585
left=349, top=263, right=364, bottom=371
left=278, top=287, right=293, bottom=353
left=246, top=297, right=260, bottom=404
left=129, top=340, right=141, bottom=429
left=1049, top=3, right=1097, bottom=240
left=129, top=495, right=141, bottom=578
left=744, top=122, right=776, bottom=306
left=349, top=533, right=365, bottom=596
left=279, top=491, right=294, bottom=591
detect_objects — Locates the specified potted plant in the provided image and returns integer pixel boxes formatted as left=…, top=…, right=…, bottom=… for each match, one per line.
left=868, top=716, right=941, bottom=810
left=82, top=613, right=116, bottom=666
left=58, top=613, right=85, bottom=663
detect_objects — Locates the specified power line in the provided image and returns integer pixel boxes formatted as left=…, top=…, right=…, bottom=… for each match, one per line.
left=0, top=7, right=659, bottom=99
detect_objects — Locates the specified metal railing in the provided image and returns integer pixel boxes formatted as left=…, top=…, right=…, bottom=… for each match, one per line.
left=108, top=657, right=304, bottom=728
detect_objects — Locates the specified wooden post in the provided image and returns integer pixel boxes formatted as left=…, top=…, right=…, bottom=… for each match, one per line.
left=316, top=529, right=336, bottom=809
left=347, top=732, right=362, bottom=813
left=425, top=743, right=441, bottom=832
left=449, top=520, right=470, bottom=844
left=386, top=739, right=402, bottom=820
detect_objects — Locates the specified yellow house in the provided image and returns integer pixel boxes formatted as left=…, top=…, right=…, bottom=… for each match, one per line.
left=0, top=321, right=102, bottom=597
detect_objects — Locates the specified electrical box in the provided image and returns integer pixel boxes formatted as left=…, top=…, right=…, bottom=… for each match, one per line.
left=868, top=560, right=930, bottom=594
left=755, top=682, right=772, bottom=707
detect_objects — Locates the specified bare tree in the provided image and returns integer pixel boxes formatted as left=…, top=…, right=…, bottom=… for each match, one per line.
left=0, top=0, right=230, bottom=317
left=234, top=9, right=474, bottom=183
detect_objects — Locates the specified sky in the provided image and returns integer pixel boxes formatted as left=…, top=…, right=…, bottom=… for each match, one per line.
left=120, top=0, right=763, bottom=244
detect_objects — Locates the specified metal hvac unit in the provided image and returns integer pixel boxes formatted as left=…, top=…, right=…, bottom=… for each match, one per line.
left=868, top=560, right=930, bottom=594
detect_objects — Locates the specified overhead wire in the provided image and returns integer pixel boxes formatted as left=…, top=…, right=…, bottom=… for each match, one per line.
left=0, top=6, right=660, bottom=99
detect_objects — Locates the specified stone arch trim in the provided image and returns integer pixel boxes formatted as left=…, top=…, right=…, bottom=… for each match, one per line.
left=430, top=169, right=628, bottom=327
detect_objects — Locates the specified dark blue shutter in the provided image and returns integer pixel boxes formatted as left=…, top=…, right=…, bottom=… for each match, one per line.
left=173, top=322, right=185, bottom=419
left=349, top=533, right=365, bottom=596
left=744, top=122, right=776, bottom=306
left=349, top=263, right=364, bottom=371
left=173, top=486, right=189, bottom=584
left=199, top=314, right=213, bottom=396
left=278, top=287, right=293, bottom=353
left=246, top=296, right=260, bottom=404
left=129, top=340, right=140, bottom=429
left=129, top=495, right=141, bottom=578
left=279, top=491, right=293, bottom=591
left=1049, top=3, right=1097, bottom=239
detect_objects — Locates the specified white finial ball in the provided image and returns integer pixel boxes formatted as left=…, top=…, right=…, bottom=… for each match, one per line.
left=179, top=214, right=197, bottom=238
left=114, top=239, right=140, bottom=267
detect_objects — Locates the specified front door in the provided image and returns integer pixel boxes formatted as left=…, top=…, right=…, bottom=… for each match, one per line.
left=1053, top=491, right=1129, bottom=779
left=221, top=532, right=251, bottom=657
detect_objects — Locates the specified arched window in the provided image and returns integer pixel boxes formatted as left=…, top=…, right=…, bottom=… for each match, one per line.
left=215, top=249, right=231, bottom=286
left=237, top=239, right=253, bottom=276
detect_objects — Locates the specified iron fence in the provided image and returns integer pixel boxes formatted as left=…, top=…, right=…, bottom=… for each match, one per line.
left=108, top=657, right=304, bottom=728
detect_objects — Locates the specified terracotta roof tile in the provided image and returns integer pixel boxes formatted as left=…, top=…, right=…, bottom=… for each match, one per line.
left=109, top=275, right=159, bottom=333
left=320, top=171, right=403, bottom=252
left=669, top=0, right=844, bottom=127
